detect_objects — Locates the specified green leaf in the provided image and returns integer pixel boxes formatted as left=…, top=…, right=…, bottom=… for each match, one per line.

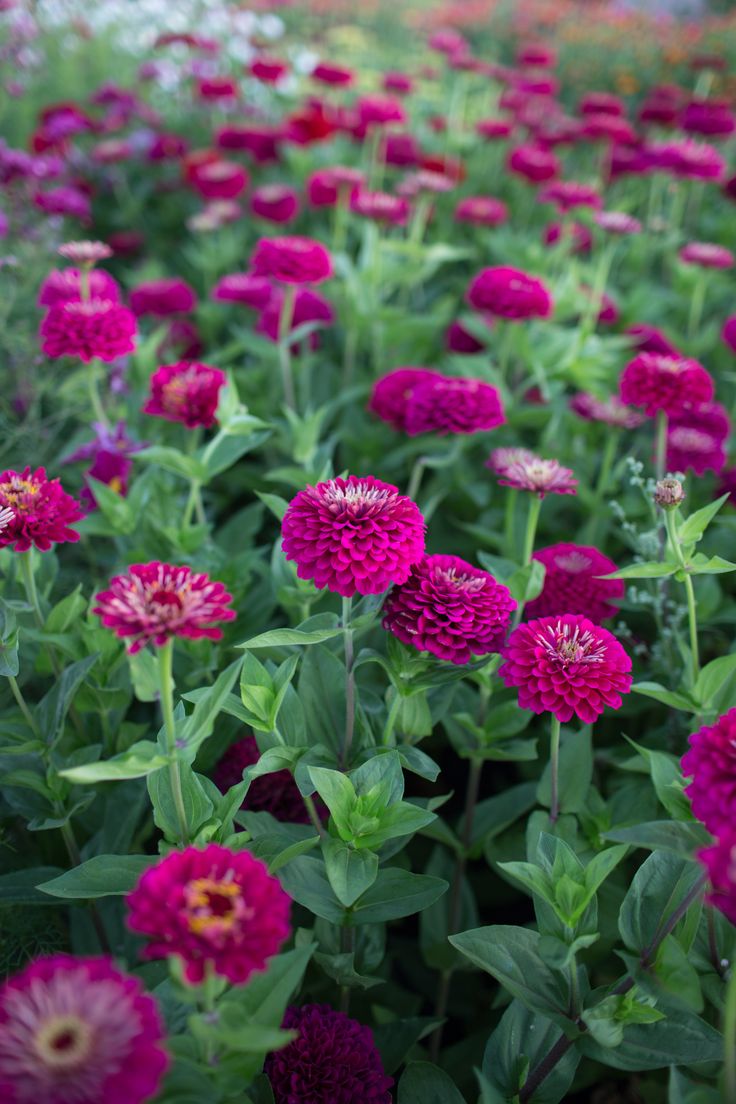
left=136, top=445, right=207, bottom=482
left=308, top=767, right=356, bottom=838
left=605, top=561, right=678, bottom=579
left=483, top=1000, right=581, bottom=1104
left=472, top=783, right=538, bottom=848
left=277, top=855, right=344, bottom=923
left=299, top=645, right=346, bottom=757
left=60, top=740, right=169, bottom=782
left=323, top=838, right=379, bottom=907
left=618, top=851, right=705, bottom=955
left=38, top=854, right=154, bottom=898
left=45, top=586, right=87, bottom=634
left=677, top=494, right=728, bottom=545
left=148, top=767, right=214, bottom=842
left=631, top=682, right=700, bottom=712
left=0, top=866, right=64, bottom=905
left=688, top=553, right=736, bottom=575
left=128, top=649, right=160, bottom=703
left=352, top=869, right=448, bottom=924
left=238, top=626, right=343, bottom=649
left=537, top=728, right=592, bottom=815
left=603, top=821, right=709, bottom=855
left=577, top=998, right=722, bottom=1070
left=695, top=653, right=736, bottom=709
left=178, top=660, right=243, bottom=759
left=398, top=1061, right=467, bottom=1104
left=36, top=655, right=99, bottom=746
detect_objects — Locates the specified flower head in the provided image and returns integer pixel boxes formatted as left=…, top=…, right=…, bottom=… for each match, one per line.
left=190, top=159, right=249, bottom=201
left=507, top=144, right=560, bottom=183
left=40, top=299, right=136, bottom=362
left=251, top=184, right=299, bottom=224
left=143, top=361, right=226, bottom=429
left=214, top=736, right=325, bottom=824
left=620, top=353, right=714, bottom=418
left=654, top=477, right=686, bottom=508
left=211, top=272, right=273, bottom=309
left=539, top=180, right=602, bottom=212
left=487, top=447, right=537, bottom=475
left=57, top=240, right=112, bottom=265
left=257, top=288, right=334, bottom=351
left=699, top=830, right=736, bottom=925
left=266, top=1004, right=392, bottom=1104
left=679, top=241, right=734, bottom=269
left=569, top=392, right=645, bottom=429
left=0, top=467, right=84, bottom=552
left=467, top=266, right=552, bottom=321
left=499, top=614, right=633, bottom=723
left=682, top=710, right=736, bottom=835
left=282, top=476, right=425, bottom=597
left=351, top=190, right=410, bottom=225
left=494, top=452, right=577, bottom=498
left=130, top=278, right=197, bottom=318
left=404, top=376, right=505, bottom=437
left=526, top=543, right=624, bottom=622
left=454, top=196, right=508, bottom=227
left=369, top=367, right=439, bottom=431
left=126, top=844, right=290, bottom=985
left=64, top=421, right=143, bottom=509
left=383, top=554, right=516, bottom=664
left=307, top=167, right=364, bottom=208
left=0, top=954, right=168, bottom=1104
left=251, top=236, right=332, bottom=285
left=594, top=211, right=642, bottom=236
left=93, top=562, right=235, bottom=654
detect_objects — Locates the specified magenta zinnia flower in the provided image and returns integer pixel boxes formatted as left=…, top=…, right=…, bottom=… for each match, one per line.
left=494, top=453, right=577, bottom=498
left=142, top=361, right=226, bottom=429
left=467, top=266, right=552, bottom=321
left=40, top=299, right=136, bottom=363
left=499, top=614, right=633, bottom=723
left=454, top=196, right=508, bottom=227
left=251, top=236, right=332, bottom=285
left=369, top=367, right=439, bottom=431
left=93, top=562, right=235, bottom=654
left=126, top=844, right=290, bottom=985
left=130, top=278, right=197, bottom=318
left=682, top=709, right=736, bottom=835
left=699, top=830, right=736, bottom=925
left=214, top=735, right=325, bottom=824
left=38, top=267, right=120, bottom=307
left=569, top=392, right=645, bottom=429
left=0, top=467, right=84, bottom=552
left=404, top=376, right=505, bottom=437
left=266, top=1004, right=392, bottom=1104
left=282, top=476, right=425, bottom=597
left=0, top=954, right=169, bottom=1104
left=383, top=554, right=516, bottom=664
left=526, top=543, right=624, bottom=623
left=679, top=241, right=734, bottom=269
left=619, top=354, right=713, bottom=417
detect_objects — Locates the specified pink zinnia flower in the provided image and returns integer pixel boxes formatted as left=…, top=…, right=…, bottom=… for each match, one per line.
left=580, top=91, right=624, bottom=117
left=251, top=236, right=332, bottom=285
left=130, top=278, right=197, bottom=318
left=383, top=554, right=515, bottom=664
left=256, top=288, right=334, bottom=351
left=350, top=190, right=410, bottom=225
left=679, top=241, right=734, bottom=269
left=0, top=954, right=168, bottom=1104
left=126, top=844, right=290, bottom=985
left=307, top=167, right=364, bottom=208
left=626, top=324, right=681, bottom=357
left=58, top=240, right=113, bottom=265
left=655, top=139, right=725, bottom=180
left=681, top=98, right=735, bottom=137
left=700, top=831, right=736, bottom=925
left=543, top=221, right=592, bottom=256
left=282, top=476, right=425, bottom=597
left=38, top=267, right=120, bottom=307
left=40, top=298, right=136, bottom=362
left=0, top=467, right=84, bottom=552
left=723, top=315, right=736, bottom=354
left=494, top=453, right=578, bottom=498
left=143, top=361, right=226, bottom=429
left=476, top=118, right=513, bottom=141
left=507, top=145, right=559, bottom=184
left=526, top=543, right=624, bottom=622
left=266, top=1004, right=393, bottom=1104
left=190, top=159, right=249, bottom=201
left=311, top=61, right=354, bottom=87
left=594, top=211, right=642, bottom=235
left=467, top=266, right=552, bottom=321
left=445, top=320, right=489, bottom=354
left=369, top=367, right=439, bottom=431
left=569, top=392, right=645, bottom=429
left=539, top=180, right=602, bottom=212
left=404, top=376, right=505, bottom=437
left=196, top=76, right=238, bottom=101
left=34, top=185, right=91, bottom=222
left=682, top=709, right=736, bottom=835
left=250, top=56, right=288, bottom=83
left=250, top=184, right=299, bottom=224
left=619, top=353, right=714, bottom=417
left=211, top=272, right=272, bottom=309
left=93, top=562, right=235, bottom=654
left=499, top=614, right=633, bottom=724
left=667, top=401, right=729, bottom=475
left=455, top=196, right=508, bottom=227
left=487, top=447, right=537, bottom=475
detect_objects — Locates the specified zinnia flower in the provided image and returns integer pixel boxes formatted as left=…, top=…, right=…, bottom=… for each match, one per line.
left=594, top=211, right=642, bottom=236
left=251, top=236, right=332, bottom=284
left=526, top=543, right=624, bottom=622
left=455, top=196, right=508, bottom=227
left=467, top=266, right=553, bottom=321
left=0, top=954, right=169, bottom=1104
left=126, top=844, right=290, bottom=985
left=494, top=453, right=577, bottom=498
left=569, top=392, right=645, bottom=429
left=57, top=240, right=113, bottom=265
left=0, top=467, right=84, bottom=552
left=699, top=830, right=736, bottom=925
left=257, top=288, right=334, bottom=351
left=507, top=145, right=560, bottom=183
left=723, top=316, right=736, bottom=354
left=211, top=272, right=273, bottom=309
left=190, top=160, right=249, bottom=201
left=667, top=422, right=727, bottom=476
left=266, top=1004, right=392, bottom=1104
left=130, top=278, right=197, bottom=318
left=40, top=298, right=136, bottom=362
left=679, top=242, right=734, bottom=269
left=383, top=554, right=516, bottom=664
left=40, top=267, right=119, bottom=309
left=93, top=562, right=235, bottom=654
left=539, top=181, right=602, bottom=212
left=350, top=190, right=410, bottom=225
left=682, top=709, right=736, bottom=835
left=307, top=167, right=364, bottom=208
left=214, top=735, right=325, bottom=824
left=251, top=184, right=299, bottom=224
left=404, top=376, right=505, bottom=437
left=142, top=361, right=226, bottom=429
left=619, top=353, right=714, bottom=417
left=369, top=367, right=439, bottom=431
left=282, top=476, right=425, bottom=597
left=499, top=614, right=633, bottom=723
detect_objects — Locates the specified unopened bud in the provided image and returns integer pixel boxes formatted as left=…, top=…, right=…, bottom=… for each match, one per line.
left=654, top=477, right=685, bottom=509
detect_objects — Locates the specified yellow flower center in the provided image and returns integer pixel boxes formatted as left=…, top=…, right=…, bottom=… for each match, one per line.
left=0, top=477, right=39, bottom=512
left=34, top=1015, right=93, bottom=1070
left=184, top=877, right=248, bottom=938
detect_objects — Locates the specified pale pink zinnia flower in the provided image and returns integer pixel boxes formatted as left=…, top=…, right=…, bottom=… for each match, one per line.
left=58, top=239, right=113, bottom=265
left=494, top=453, right=578, bottom=498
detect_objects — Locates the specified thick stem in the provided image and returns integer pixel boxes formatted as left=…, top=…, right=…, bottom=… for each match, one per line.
left=549, top=715, right=562, bottom=824
left=340, top=596, right=355, bottom=770
left=158, top=640, right=189, bottom=846
left=278, top=284, right=297, bottom=411
left=8, top=675, right=40, bottom=736
left=655, top=409, right=668, bottom=481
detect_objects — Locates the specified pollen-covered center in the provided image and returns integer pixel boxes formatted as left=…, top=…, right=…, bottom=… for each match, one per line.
left=34, top=1014, right=93, bottom=1070
left=184, top=876, right=252, bottom=941
left=322, top=481, right=394, bottom=519
left=161, top=368, right=203, bottom=412
left=433, top=566, right=485, bottom=592
left=0, top=476, right=40, bottom=512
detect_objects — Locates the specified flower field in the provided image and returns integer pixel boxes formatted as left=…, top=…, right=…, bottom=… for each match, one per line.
left=4, top=0, right=736, bottom=1100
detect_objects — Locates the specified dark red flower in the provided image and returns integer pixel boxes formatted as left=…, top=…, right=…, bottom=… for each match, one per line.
left=143, top=361, right=226, bottom=429
left=0, top=467, right=84, bottom=552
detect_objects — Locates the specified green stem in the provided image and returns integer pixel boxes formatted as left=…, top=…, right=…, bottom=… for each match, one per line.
left=664, top=509, right=700, bottom=686
left=725, top=962, right=736, bottom=1101
left=60, top=819, right=110, bottom=952
left=278, top=284, right=297, bottom=411
left=8, top=675, right=40, bottom=736
left=549, top=715, right=562, bottom=824
left=20, top=551, right=43, bottom=629
left=158, top=640, right=189, bottom=846
left=569, top=947, right=581, bottom=1016
left=302, top=793, right=326, bottom=839
left=497, top=321, right=514, bottom=380
left=339, top=924, right=355, bottom=1013
left=382, top=691, right=402, bottom=746
left=340, top=596, right=355, bottom=770
left=86, top=359, right=109, bottom=427
left=522, top=494, right=542, bottom=567
left=504, top=487, right=518, bottom=558
left=655, top=409, right=668, bottom=480
left=687, top=274, right=708, bottom=340
left=406, top=456, right=426, bottom=503
left=183, top=480, right=203, bottom=528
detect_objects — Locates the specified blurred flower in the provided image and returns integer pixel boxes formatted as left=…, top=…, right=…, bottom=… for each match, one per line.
left=257, top=287, right=333, bottom=351
left=40, top=299, right=136, bottom=362
left=190, top=160, right=248, bottom=201
left=307, top=167, right=364, bottom=207
left=594, top=211, right=642, bottom=235
left=65, top=420, right=143, bottom=509
left=213, top=735, right=325, bottom=824
left=350, top=189, right=409, bottom=225
left=626, top=323, right=681, bottom=357
left=467, top=266, right=552, bottom=321
left=445, top=319, right=490, bottom=354
left=34, top=185, right=91, bottom=222
left=38, top=267, right=120, bottom=307
left=404, top=376, right=505, bottom=437
left=266, top=1004, right=392, bottom=1104
left=0, top=467, right=83, bottom=552
left=251, top=236, right=332, bottom=285
left=699, top=831, right=736, bottom=925
left=58, top=240, right=112, bottom=265
left=383, top=71, right=413, bottom=95
left=250, top=184, right=299, bottom=224
left=499, top=614, right=632, bottom=723
left=493, top=453, right=577, bottom=498
left=143, top=361, right=226, bottom=429
left=282, top=475, right=425, bottom=597
left=679, top=242, right=734, bottom=269
left=526, top=543, right=624, bottom=622
left=476, top=118, right=513, bottom=140
left=455, top=196, right=508, bottom=227
left=507, top=144, right=559, bottom=183
left=311, top=61, right=354, bottom=87
left=130, top=278, right=197, bottom=318
left=682, top=709, right=736, bottom=836
left=383, top=553, right=515, bottom=664
left=211, top=272, right=272, bottom=309
left=569, top=392, right=645, bottom=429
left=196, top=76, right=237, bottom=101
left=250, top=56, right=288, bottom=83
left=93, top=562, right=235, bottom=654
left=126, top=845, right=290, bottom=984
left=0, top=955, right=168, bottom=1104
left=681, top=98, right=735, bottom=138
left=543, top=221, right=591, bottom=255
left=539, top=180, right=602, bottom=212
left=369, top=367, right=439, bottom=431
left=619, top=353, right=714, bottom=417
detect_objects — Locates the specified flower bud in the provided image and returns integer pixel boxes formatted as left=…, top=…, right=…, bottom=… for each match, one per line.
left=654, top=477, right=685, bottom=508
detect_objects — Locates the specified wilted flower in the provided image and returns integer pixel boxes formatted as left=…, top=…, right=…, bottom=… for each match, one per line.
left=93, top=562, right=235, bottom=654
left=266, top=1004, right=392, bottom=1104
left=0, top=955, right=169, bottom=1104
left=499, top=614, right=633, bottom=723
left=282, top=475, right=425, bottom=597
left=126, top=844, right=290, bottom=985
left=40, top=298, right=136, bottom=362
left=251, top=236, right=332, bottom=284
left=619, top=354, right=714, bottom=417
left=467, top=266, right=552, bottom=321
left=526, top=543, right=624, bottom=622
left=143, top=361, right=226, bottom=429
left=0, top=467, right=84, bottom=552
left=383, top=554, right=516, bottom=664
